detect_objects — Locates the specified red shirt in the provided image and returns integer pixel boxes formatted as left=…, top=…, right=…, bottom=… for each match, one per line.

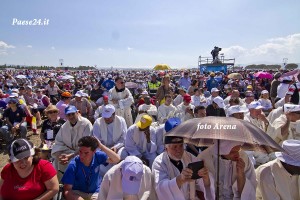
left=0, top=159, right=57, bottom=200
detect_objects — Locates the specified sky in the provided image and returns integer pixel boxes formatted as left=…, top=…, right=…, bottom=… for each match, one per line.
left=0, top=0, right=300, bottom=69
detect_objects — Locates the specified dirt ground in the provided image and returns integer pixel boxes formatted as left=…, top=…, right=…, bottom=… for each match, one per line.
left=0, top=131, right=42, bottom=172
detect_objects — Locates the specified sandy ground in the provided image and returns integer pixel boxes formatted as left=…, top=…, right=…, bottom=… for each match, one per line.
left=0, top=131, right=42, bottom=171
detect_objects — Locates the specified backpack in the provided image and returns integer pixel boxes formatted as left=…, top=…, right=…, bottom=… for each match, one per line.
left=290, top=83, right=299, bottom=104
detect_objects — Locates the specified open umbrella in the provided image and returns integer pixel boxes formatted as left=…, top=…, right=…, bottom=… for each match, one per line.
left=166, top=117, right=284, bottom=199
left=60, top=75, right=74, bottom=80
left=153, top=64, right=171, bottom=70
left=125, top=82, right=138, bottom=89
left=254, top=72, right=273, bottom=79
left=16, top=75, right=27, bottom=79
left=228, top=73, right=243, bottom=79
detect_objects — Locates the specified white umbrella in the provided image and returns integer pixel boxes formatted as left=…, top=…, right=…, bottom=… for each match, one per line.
left=61, top=75, right=74, bottom=80
left=16, top=75, right=27, bottom=79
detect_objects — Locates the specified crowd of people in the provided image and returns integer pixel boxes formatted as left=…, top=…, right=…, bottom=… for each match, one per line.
left=0, top=68, right=299, bottom=200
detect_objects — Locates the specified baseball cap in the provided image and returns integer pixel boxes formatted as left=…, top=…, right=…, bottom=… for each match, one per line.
left=245, top=92, right=254, bottom=97
left=248, top=101, right=263, bottom=109
left=284, top=104, right=300, bottom=113
left=210, top=72, right=215, bottom=77
left=141, top=90, right=148, bottom=95
left=11, top=88, right=19, bottom=93
left=102, top=104, right=115, bottom=118
left=275, top=139, right=300, bottom=167
left=26, top=86, right=33, bottom=90
left=75, top=91, right=83, bottom=97
left=211, top=88, right=220, bottom=93
left=227, top=105, right=249, bottom=116
left=178, top=87, right=187, bottom=93
left=183, top=94, right=191, bottom=103
left=165, top=117, right=181, bottom=132
left=61, top=91, right=72, bottom=98
left=261, top=90, right=269, bottom=95
left=8, top=97, right=19, bottom=104
left=9, top=139, right=35, bottom=163
left=103, top=95, right=109, bottom=101
left=136, top=115, right=152, bottom=129
left=213, top=96, right=225, bottom=108
left=246, top=85, right=253, bottom=89
left=122, top=156, right=144, bottom=195
left=65, top=105, right=78, bottom=115
left=164, top=136, right=184, bottom=144
left=204, top=91, right=211, bottom=98
left=9, top=93, right=19, bottom=98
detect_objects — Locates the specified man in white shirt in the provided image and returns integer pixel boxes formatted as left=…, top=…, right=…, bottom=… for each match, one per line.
left=256, top=139, right=300, bottom=200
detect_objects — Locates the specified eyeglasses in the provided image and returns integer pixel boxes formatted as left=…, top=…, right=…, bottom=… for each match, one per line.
left=67, top=113, right=76, bottom=117
left=47, top=111, right=58, bottom=114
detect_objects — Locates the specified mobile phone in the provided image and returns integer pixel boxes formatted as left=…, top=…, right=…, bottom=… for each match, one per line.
left=187, top=161, right=204, bottom=180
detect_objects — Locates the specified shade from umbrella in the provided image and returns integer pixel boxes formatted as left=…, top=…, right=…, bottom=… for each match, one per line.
left=228, top=73, right=243, bottom=79
left=16, top=75, right=27, bottom=79
left=166, top=116, right=284, bottom=200
left=125, top=82, right=138, bottom=89
left=166, top=117, right=283, bottom=153
left=153, top=64, right=171, bottom=70
left=254, top=72, right=273, bottom=79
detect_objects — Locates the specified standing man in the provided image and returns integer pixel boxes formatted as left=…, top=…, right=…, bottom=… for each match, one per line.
left=51, top=106, right=93, bottom=178
left=62, top=136, right=120, bottom=200
left=109, top=77, right=134, bottom=127
left=270, top=72, right=281, bottom=104
left=206, top=72, right=219, bottom=92
left=147, top=74, right=161, bottom=97
left=178, top=71, right=191, bottom=90
left=125, top=115, right=157, bottom=167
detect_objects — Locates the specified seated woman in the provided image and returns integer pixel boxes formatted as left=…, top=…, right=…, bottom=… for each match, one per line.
left=0, top=138, right=59, bottom=200
left=40, top=104, right=66, bottom=160
left=0, top=97, right=27, bottom=144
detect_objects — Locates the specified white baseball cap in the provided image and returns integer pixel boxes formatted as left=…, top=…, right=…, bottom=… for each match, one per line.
left=284, top=104, right=300, bottom=113
left=275, top=139, right=300, bottom=167
left=75, top=91, right=83, bottom=97
left=248, top=101, right=263, bottom=109
left=121, top=156, right=143, bottom=195
left=211, top=88, right=220, bottom=93
left=102, top=104, right=115, bottom=118
left=261, top=90, right=269, bottom=95
left=227, top=105, right=249, bottom=116
left=213, top=96, right=225, bottom=108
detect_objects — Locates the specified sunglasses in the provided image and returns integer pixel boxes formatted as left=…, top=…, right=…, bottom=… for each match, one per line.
left=8, top=101, right=17, bottom=104
left=47, top=111, right=58, bottom=114
left=67, top=113, right=76, bottom=117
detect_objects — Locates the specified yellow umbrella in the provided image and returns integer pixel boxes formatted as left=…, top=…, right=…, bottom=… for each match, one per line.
left=153, top=64, right=171, bottom=70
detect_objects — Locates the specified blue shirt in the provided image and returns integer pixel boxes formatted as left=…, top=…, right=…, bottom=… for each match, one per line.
left=101, top=79, right=115, bottom=91
left=206, top=77, right=219, bottom=91
left=61, top=150, right=108, bottom=193
left=178, top=77, right=191, bottom=90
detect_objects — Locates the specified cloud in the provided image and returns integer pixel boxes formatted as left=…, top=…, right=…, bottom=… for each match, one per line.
left=97, top=48, right=104, bottom=51
left=51, top=46, right=55, bottom=50
left=0, top=41, right=15, bottom=55
left=222, top=33, right=300, bottom=63
left=27, top=45, right=32, bottom=48
left=127, top=47, right=133, bottom=51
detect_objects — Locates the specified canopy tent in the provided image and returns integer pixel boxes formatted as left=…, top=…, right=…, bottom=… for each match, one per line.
left=153, top=64, right=171, bottom=70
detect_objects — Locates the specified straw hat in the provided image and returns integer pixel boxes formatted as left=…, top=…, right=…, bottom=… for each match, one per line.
left=44, top=104, right=59, bottom=114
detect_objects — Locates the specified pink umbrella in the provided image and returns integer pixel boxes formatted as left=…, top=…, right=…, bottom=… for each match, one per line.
left=254, top=72, right=273, bottom=79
